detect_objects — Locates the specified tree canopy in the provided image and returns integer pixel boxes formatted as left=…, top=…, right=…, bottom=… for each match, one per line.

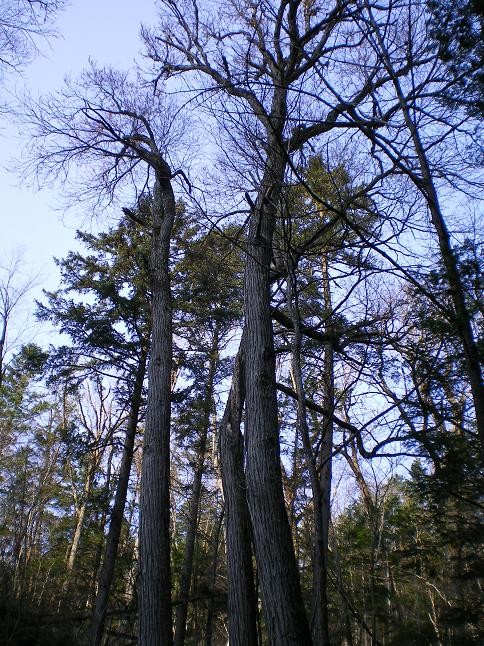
left=1, top=1, right=482, bottom=645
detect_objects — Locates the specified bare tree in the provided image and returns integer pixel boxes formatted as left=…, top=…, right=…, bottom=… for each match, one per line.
left=305, top=0, right=484, bottom=453
left=142, top=2, right=419, bottom=642
left=23, top=65, right=185, bottom=645
left=0, top=253, right=38, bottom=387
left=0, top=1, right=65, bottom=91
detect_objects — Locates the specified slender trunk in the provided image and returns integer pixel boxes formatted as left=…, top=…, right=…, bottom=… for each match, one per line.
left=0, top=313, right=7, bottom=387
left=244, top=129, right=311, bottom=644
left=343, top=443, right=383, bottom=646
left=174, top=337, right=218, bottom=646
left=318, top=254, right=335, bottom=645
left=89, top=348, right=147, bottom=646
left=286, top=256, right=334, bottom=646
left=218, top=332, right=258, bottom=646
left=286, top=261, right=326, bottom=645
left=67, top=454, right=99, bottom=574
left=67, top=497, right=88, bottom=573
left=138, top=165, right=176, bottom=646
left=204, top=508, right=224, bottom=646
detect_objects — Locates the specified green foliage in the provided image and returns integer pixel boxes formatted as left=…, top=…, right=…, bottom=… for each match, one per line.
left=333, top=469, right=483, bottom=644
left=172, top=211, right=243, bottom=340
left=427, top=0, right=484, bottom=116
left=37, top=216, right=152, bottom=386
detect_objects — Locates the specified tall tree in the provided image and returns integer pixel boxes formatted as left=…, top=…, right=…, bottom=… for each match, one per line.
left=25, top=65, right=185, bottom=644
left=171, top=219, right=243, bottom=646
left=143, top=3, right=371, bottom=639
left=37, top=217, right=153, bottom=644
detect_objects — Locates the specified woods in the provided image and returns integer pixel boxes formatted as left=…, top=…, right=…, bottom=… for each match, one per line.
left=0, top=0, right=482, bottom=644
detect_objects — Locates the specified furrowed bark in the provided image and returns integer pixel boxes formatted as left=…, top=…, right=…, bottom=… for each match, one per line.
left=244, top=131, right=311, bottom=645
left=138, top=165, right=176, bottom=646
left=218, top=332, right=258, bottom=646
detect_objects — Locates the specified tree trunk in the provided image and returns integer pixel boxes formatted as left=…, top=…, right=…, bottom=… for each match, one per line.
left=286, top=256, right=333, bottom=646
left=218, top=332, right=258, bottom=646
left=89, top=348, right=147, bottom=646
left=244, top=132, right=311, bottom=645
left=317, top=254, right=335, bottom=645
left=203, top=508, right=224, bottom=646
left=138, top=165, right=176, bottom=646
left=174, top=337, right=218, bottom=646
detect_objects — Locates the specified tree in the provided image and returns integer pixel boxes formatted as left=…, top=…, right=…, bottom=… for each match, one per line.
left=25, top=64, right=184, bottom=645
left=323, top=0, right=484, bottom=454
left=144, top=2, right=375, bottom=640
left=37, top=217, right=153, bottom=644
left=11, top=1, right=483, bottom=643
left=0, top=254, right=38, bottom=388
left=171, top=218, right=244, bottom=646
left=0, top=344, right=77, bottom=644
left=427, top=0, right=484, bottom=116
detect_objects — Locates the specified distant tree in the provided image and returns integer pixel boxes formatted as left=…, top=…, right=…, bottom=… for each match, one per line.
left=0, top=254, right=38, bottom=387
left=37, top=216, right=152, bottom=645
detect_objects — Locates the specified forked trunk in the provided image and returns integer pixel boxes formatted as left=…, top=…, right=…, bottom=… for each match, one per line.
left=219, top=332, right=258, bottom=646
left=244, top=135, right=311, bottom=644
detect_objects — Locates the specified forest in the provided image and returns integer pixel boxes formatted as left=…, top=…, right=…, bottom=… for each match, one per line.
left=0, top=1, right=482, bottom=645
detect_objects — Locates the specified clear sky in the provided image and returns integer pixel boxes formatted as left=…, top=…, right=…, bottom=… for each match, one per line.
left=1, top=0, right=159, bottom=347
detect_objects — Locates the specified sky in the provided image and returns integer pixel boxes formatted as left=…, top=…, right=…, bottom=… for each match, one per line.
left=1, top=0, right=159, bottom=349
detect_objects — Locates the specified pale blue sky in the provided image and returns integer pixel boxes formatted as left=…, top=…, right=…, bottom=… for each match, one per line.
left=1, top=0, right=159, bottom=347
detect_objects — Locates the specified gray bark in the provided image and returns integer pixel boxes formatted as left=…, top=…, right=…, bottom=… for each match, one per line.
left=244, top=130, right=311, bottom=644
left=218, top=332, right=258, bottom=646
left=138, top=163, right=176, bottom=646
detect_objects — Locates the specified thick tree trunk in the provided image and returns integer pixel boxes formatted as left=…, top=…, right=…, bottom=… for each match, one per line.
left=138, top=166, right=176, bottom=646
left=174, top=337, right=218, bottom=646
left=89, top=348, right=147, bottom=646
left=244, top=134, right=311, bottom=645
left=218, top=332, right=258, bottom=646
